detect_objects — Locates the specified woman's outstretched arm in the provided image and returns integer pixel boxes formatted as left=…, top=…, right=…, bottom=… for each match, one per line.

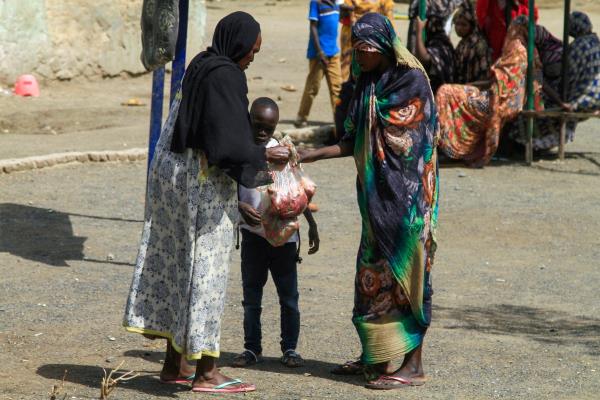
left=298, top=141, right=354, bottom=163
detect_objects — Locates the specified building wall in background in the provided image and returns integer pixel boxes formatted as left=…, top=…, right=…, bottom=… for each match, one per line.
left=0, top=0, right=206, bottom=84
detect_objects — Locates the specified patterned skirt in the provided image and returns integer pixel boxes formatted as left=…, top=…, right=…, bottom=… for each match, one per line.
left=437, top=84, right=492, bottom=161
left=123, top=96, right=238, bottom=360
left=352, top=230, right=432, bottom=366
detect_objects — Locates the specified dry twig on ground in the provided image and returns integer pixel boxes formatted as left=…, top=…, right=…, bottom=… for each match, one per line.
left=100, top=361, right=139, bottom=399
left=49, top=370, right=68, bottom=400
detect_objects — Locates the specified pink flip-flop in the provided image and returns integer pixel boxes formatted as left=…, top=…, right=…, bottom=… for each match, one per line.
left=191, top=379, right=256, bottom=393
left=365, top=375, right=426, bottom=390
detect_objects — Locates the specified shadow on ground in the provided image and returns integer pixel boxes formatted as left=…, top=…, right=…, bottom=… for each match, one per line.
left=36, top=364, right=182, bottom=398
left=37, top=353, right=363, bottom=398
left=0, top=203, right=140, bottom=267
left=122, top=349, right=364, bottom=387
left=435, top=304, right=600, bottom=355
left=0, top=203, right=85, bottom=267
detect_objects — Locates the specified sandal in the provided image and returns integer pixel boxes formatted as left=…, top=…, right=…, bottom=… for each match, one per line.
left=280, top=350, right=304, bottom=368
left=231, top=350, right=262, bottom=368
left=331, top=359, right=364, bottom=375
left=191, top=379, right=256, bottom=393
left=365, top=374, right=426, bottom=390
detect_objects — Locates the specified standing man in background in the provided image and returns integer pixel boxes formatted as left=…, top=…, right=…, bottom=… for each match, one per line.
left=295, top=0, right=343, bottom=130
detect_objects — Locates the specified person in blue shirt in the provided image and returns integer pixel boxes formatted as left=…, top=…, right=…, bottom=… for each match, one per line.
left=295, top=0, right=343, bottom=133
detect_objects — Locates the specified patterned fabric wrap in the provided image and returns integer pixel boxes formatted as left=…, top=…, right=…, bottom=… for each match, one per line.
left=568, top=21, right=600, bottom=111
left=140, top=0, right=178, bottom=71
left=569, top=11, right=593, bottom=38
left=409, top=0, right=463, bottom=19
left=535, top=25, right=563, bottom=72
left=425, top=16, right=456, bottom=92
left=453, top=1, right=492, bottom=83
left=511, top=15, right=600, bottom=151
left=344, top=13, right=438, bottom=365
left=438, top=16, right=543, bottom=166
left=123, top=92, right=239, bottom=359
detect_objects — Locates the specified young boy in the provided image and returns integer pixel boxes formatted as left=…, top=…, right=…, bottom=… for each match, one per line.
left=233, top=98, right=320, bottom=368
left=294, top=0, right=343, bottom=129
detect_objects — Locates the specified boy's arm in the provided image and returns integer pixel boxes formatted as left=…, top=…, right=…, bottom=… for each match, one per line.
left=303, top=208, right=320, bottom=254
left=239, top=201, right=262, bottom=226
left=310, top=20, right=328, bottom=66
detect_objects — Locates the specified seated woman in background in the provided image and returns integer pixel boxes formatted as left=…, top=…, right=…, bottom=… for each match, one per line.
left=508, top=11, right=600, bottom=152
left=414, top=14, right=455, bottom=93
left=567, top=12, right=600, bottom=112
left=504, top=23, right=565, bottom=153
left=453, top=0, right=491, bottom=84
left=436, top=16, right=543, bottom=167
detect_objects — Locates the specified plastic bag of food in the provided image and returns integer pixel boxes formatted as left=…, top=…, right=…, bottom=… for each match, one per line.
left=266, top=136, right=309, bottom=219
left=261, top=211, right=300, bottom=247
left=293, top=166, right=317, bottom=202
left=268, top=167, right=308, bottom=218
left=255, top=136, right=318, bottom=246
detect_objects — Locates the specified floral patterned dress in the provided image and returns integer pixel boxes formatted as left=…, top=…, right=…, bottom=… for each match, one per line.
left=437, top=18, right=543, bottom=166
left=123, top=92, right=239, bottom=360
left=347, top=14, right=438, bottom=366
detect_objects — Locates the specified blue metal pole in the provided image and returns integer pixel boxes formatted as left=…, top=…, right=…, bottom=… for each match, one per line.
left=148, top=67, right=165, bottom=172
left=170, top=0, right=189, bottom=104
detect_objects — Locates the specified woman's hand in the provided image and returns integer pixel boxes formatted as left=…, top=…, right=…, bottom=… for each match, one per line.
left=266, top=145, right=291, bottom=164
left=297, top=148, right=315, bottom=163
left=307, top=223, right=320, bottom=254
left=415, top=18, right=427, bottom=33
left=560, top=102, right=573, bottom=112
left=239, top=202, right=262, bottom=226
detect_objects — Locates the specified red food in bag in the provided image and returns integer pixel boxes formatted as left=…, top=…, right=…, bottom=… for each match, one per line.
left=266, top=136, right=313, bottom=219
left=255, top=136, right=318, bottom=246
left=262, top=212, right=300, bottom=247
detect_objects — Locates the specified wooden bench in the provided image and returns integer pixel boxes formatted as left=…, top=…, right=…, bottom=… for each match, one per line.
left=520, top=109, right=600, bottom=163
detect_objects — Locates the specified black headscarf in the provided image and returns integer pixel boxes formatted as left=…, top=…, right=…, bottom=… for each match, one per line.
left=425, top=15, right=455, bottom=92
left=170, top=11, right=270, bottom=188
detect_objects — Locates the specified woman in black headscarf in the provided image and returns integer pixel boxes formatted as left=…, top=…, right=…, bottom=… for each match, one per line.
left=124, top=12, right=288, bottom=394
left=414, top=14, right=455, bottom=93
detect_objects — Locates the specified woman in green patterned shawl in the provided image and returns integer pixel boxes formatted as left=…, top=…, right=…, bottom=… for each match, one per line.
left=299, top=12, right=439, bottom=389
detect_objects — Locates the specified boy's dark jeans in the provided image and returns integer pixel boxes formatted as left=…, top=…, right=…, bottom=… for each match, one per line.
left=240, top=229, right=300, bottom=355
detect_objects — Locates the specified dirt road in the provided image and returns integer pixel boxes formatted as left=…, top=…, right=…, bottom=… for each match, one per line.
left=1, top=1, right=599, bottom=399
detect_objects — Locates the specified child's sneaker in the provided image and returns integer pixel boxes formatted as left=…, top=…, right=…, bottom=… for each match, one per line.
left=280, top=349, right=304, bottom=368
left=231, top=350, right=262, bottom=368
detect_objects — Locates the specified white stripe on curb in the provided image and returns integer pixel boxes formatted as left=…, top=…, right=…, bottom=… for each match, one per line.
left=0, top=148, right=147, bottom=175
left=0, top=125, right=334, bottom=175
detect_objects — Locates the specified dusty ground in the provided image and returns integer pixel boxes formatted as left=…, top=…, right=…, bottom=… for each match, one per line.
left=1, top=0, right=600, bottom=399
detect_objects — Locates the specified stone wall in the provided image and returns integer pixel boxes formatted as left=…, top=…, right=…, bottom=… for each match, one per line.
left=0, top=0, right=206, bottom=84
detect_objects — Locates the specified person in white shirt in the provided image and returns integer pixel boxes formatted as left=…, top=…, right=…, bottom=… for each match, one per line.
left=232, top=97, right=319, bottom=368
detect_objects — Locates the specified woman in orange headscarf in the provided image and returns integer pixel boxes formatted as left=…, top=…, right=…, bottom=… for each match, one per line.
left=339, top=0, right=394, bottom=81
